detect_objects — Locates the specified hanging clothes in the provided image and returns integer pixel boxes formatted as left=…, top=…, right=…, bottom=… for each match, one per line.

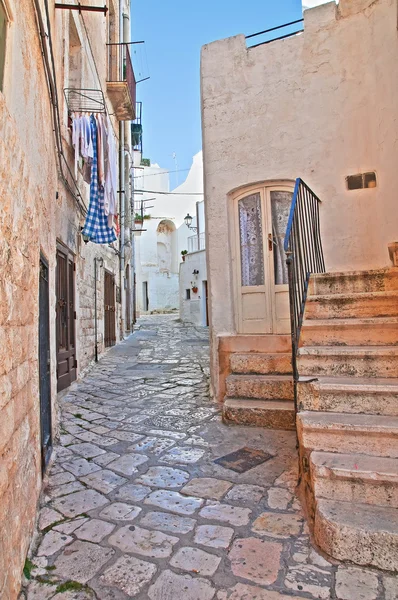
left=82, top=115, right=117, bottom=244
left=104, top=115, right=118, bottom=219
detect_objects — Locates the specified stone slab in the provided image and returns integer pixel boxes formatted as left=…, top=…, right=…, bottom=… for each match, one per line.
left=170, top=546, right=221, bottom=576
left=100, top=554, right=157, bottom=596
left=108, top=525, right=178, bottom=558
left=54, top=540, right=114, bottom=583
left=52, top=489, right=108, bottom=518
left=181, top=478, right=232, bottom=500
left=140, top=511, right=196, bottom=534
left=194, top=524, right=234, bottom=549
left=136, top=466, right=190, bottom=488
left=145, top=490, right=204, bottom=515
left=229, top=537, right=282, bottom=585
left=200, top=502, right=251, bottom=526
left=148, top=569, right=215, bottom=600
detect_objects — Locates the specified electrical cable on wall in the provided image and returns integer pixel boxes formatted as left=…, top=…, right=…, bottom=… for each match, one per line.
left=33, top=0, right=88, bottom=215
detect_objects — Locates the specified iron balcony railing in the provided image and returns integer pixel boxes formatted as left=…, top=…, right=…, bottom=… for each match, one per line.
left=284, top=178, right=325, bottom=399
left=187, top=232, right=205, bottom=254
left=107, top=42, right=136, bottom=108
left=246, top=18, right=304, bottom=49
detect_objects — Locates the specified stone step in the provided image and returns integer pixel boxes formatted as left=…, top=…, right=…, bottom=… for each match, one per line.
left=223, top=398, right=295, bottom=430
left=297, top=376, right=398, bottom=416
left=226, top=374, right=294, bottom=400
left=219, top=334, right=291, bottom=355
left=310, top=451, right=398, bottom=508
left=297, top=411, right=398, bottom=458
left=305, top=291, right=398, bottom=320
left=300, top=317, right=398, bottom=347
left=308, top=268, right=398, bottom=296
left=314, top=499, right=398, bottom=571
left=230, top=352, right=292, bottom=375
left=298, top=345, right=398, bottom=378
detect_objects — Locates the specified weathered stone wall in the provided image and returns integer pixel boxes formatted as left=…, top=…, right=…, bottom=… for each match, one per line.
left=201, top=0, right=398, bottom=398
left=0, top=1, right=126, bottom=598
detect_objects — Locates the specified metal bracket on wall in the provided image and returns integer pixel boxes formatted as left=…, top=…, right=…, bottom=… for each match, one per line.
left=55, top=3, right=108, bottom=15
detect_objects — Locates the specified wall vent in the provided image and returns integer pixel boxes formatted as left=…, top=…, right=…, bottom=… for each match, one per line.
left=346, top=172, right=377, bottom=190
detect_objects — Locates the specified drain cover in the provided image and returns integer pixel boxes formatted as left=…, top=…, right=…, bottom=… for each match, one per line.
left=214, top=447, right=273, bottom=473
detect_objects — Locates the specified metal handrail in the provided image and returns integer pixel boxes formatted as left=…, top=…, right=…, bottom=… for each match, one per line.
left=284, top=178, right=325, bottom=402
left=246, top=18, right=304, bottom=49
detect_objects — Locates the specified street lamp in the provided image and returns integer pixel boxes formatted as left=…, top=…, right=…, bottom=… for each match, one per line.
left=184, top=213, right=197, bottom=233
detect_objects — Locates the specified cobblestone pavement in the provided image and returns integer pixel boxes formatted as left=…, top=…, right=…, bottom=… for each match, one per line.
left=22, top=316, right=397, bottom=600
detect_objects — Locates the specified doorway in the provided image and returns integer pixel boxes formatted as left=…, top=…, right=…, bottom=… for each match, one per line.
left=203, top=280, right=209, bottom=326
left=39, top=256, right=52, bottom=471
left=231, top=184, right=293, bottom=335
left=125, top=265, right=131, bottom=332
left=56, top=244, right=76, bottom=392
left=142, top=281, right=149, bottom=312
left=104, top=271, right=116, bottom=347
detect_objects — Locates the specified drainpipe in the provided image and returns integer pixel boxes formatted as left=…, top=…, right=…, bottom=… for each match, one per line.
left=119, top=2, right=125, bottom=337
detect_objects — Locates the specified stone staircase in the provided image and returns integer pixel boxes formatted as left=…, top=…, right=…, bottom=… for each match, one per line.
left=296, top=267, right=398, bottom=572
left=222, top=336, right=295, bottom=430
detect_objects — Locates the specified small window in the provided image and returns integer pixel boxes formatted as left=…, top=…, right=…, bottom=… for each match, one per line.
left=0, top=1, right=8, bottom=92
left=185, top=289, right=191, bottom=300
left=346, top=172, right=377, bottom=190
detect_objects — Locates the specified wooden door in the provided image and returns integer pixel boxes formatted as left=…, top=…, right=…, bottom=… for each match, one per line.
left=232, top=184, right=292, bottom=335
left=56, top=245, right=76, bottom=391
left=204, top=280, right=209, bottom=326
left=233, top=188, right=272, bottom=333
left=104, top=271, right=116, bottom=347
left=39, top=256, right=52, bottom=471
left=125, top=265, right=131, bottom=331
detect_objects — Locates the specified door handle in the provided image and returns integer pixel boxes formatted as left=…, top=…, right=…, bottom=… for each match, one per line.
left=268, top=234, right=273, bottom=251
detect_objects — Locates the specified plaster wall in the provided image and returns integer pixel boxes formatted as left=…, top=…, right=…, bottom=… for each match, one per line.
left=179, top=250, right=208, bottom=327
left=0, top=2, right=124, bottom=597
left=201, top=0, right=398, bottom=398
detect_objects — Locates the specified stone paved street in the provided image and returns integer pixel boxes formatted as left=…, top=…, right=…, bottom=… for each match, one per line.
left=21, top=316, right=397, bottom=599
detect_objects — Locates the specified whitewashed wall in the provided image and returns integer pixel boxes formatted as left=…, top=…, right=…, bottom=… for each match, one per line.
left=179, top=250, right=208, bottom=326
left=201, top=0, right=398, bottom=397
left=135, top=152, right=204, bottom=313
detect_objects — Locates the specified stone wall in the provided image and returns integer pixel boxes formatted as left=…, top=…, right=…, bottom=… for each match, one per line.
left=0, top=1, right=127, bottom=597
left=201, top=0, right=398, bottom=398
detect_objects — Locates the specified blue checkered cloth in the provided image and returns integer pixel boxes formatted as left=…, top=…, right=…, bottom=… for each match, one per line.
left=82, top=115, right=117, bottom=244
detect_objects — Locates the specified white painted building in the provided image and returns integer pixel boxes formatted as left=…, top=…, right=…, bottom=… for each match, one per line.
left=133, top=151, right=204, bottom=314
left=179, top=200, right=208, bottom=327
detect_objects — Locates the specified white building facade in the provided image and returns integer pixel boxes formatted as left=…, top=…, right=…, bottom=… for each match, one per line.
left=179, top=200, right=208, bottom=327
left=133, top=151, right=204, bottom=314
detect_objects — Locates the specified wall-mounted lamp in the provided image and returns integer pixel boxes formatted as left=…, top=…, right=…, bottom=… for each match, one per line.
left=184, top=213, right=197, bottom=233
left=80, top=227, right=90, bottom=244
left=192, top=269, right=199, bottom=275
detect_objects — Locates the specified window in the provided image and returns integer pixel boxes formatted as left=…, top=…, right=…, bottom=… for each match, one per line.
left=238, top=193, right=265, bottom=287
left=0, top=1, right=9, bottom=92
left=186, top=289, right=191, bottom=300
left=346, top=172, right=377, bottom=190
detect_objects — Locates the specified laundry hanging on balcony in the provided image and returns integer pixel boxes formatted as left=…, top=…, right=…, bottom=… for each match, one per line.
left=81, top=115, right=117, bottom=244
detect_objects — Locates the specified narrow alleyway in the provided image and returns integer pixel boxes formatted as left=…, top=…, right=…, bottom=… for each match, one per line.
left=23, top=316, right=396, bottom=600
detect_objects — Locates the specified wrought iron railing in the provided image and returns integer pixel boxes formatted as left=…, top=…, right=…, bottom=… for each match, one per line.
left=284, top=178, right=325, bottom=393
left=246, top=18, right=304, bottom=49
left=187, top=232, right=205, bottom=254
left=107, top=42, right=136, bottom=107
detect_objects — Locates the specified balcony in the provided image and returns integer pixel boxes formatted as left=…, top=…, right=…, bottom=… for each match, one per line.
left=106, top=43, right=136, bottom=121
left=187, top=232, right=206, bottom=254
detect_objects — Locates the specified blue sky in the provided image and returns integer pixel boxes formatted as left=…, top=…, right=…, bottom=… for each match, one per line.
left=132, top=0, right=303, bottom=185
